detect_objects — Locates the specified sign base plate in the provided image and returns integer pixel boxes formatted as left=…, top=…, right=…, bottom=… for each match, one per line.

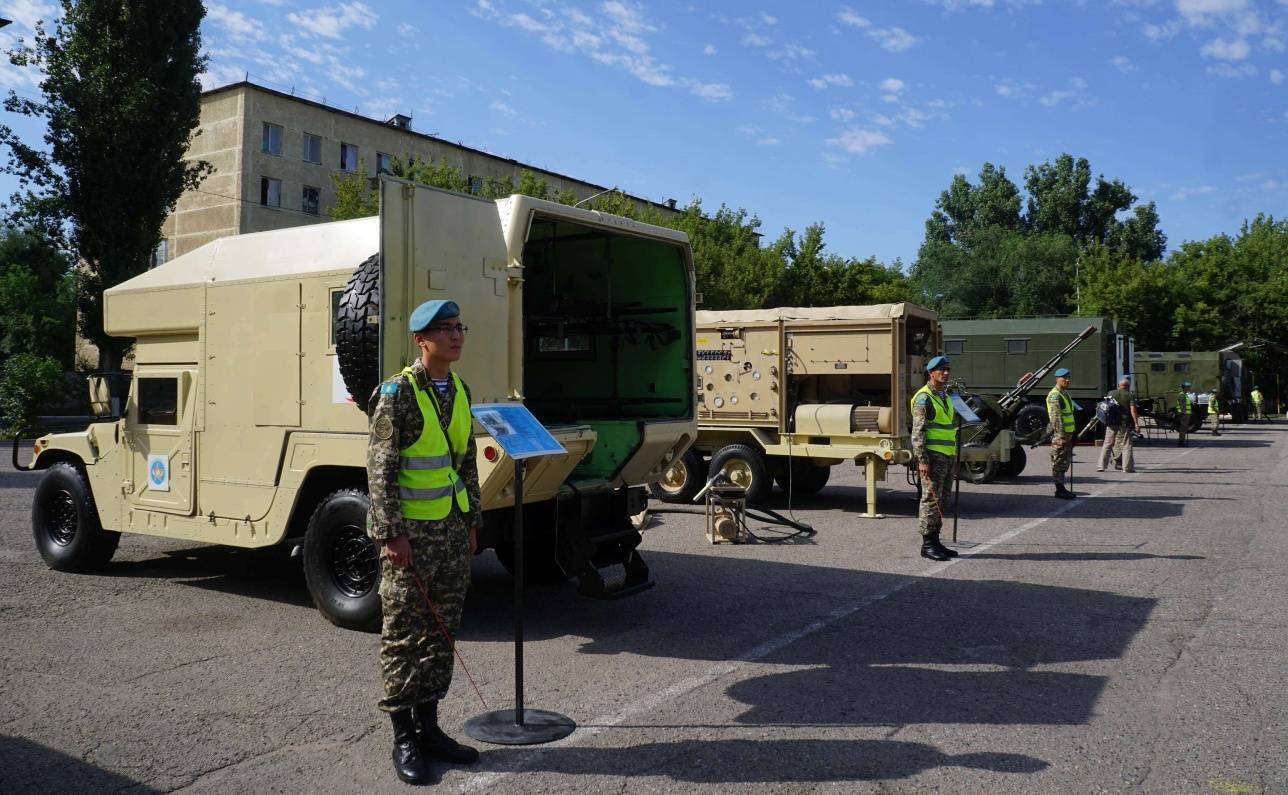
left=464, top=708, right=576, bottom=745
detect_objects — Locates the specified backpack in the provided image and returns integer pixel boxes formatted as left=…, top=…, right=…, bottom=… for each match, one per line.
left=1095, top=395, right=1122, bottom=426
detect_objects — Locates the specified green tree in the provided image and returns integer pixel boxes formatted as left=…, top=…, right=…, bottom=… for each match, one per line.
left=0, top=352, right=64, bottom=431
left=327, top=159, right=378, bottom=220
left=0, top=229, right=76, bottom=365
left=0, top=0, right=210, bottom=371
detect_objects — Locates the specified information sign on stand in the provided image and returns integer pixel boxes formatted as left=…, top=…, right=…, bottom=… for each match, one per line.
left=948, top=392, right=983, bottom=544
left=463, top=403, right=575, bottom=745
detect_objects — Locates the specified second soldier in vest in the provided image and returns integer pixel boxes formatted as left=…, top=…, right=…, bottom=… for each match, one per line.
left=910, top=356, right=960, bottom=561
left=1048, top=368, right=1077, bottom=499
left=1175, top=381, right=1193, bottom=447
left=366, top=299, right=482, bottom=786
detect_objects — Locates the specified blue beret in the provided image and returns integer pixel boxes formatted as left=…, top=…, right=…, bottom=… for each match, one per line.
left=409, top=299, right=460, bottom=332
left=1053, top=368, right=1071, bottom=378
left=925, top=355, right=950, bottom=372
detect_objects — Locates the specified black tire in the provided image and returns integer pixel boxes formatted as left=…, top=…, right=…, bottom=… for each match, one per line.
left=32, top=462, right=120, bottom=572
left=647, top=449, right=704, bottom=504
left=774, top=460, right=831, bottom=495
left=960, top=443, right=998, bottom=485
left=707, top=444, right=771, bottom=505
left=302, top=489, right=381, bottom=632
left=1012, top=404, right=1048, bottom=445
left=335, top=253, right=381, bottom=412
left=494, top=522, right=569, bottom=585
left=999, top=444, right=1027, bottom=478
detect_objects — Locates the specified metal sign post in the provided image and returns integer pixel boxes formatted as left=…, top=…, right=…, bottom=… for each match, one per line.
left=948, top=394, right=983, bottom=544
left=463, top=404, right=575, bottom=746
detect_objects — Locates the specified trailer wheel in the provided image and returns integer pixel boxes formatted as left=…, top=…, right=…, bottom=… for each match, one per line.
left=647, top=449, right=704, bottom=504
left=335, top=253, right=381, bottom=412
left=1012, top=404, right=1048, bottom=445
left=998, top=444, right=1027, bottom=478
left=708, top=444, right=771, bottom=505
left=302, top=489, right=381, bottom=632
left=774, top=460, right=831, bottom=496
left=959, top=444, right=999, bottom=485
left=32, top=462, right=120, bottom=572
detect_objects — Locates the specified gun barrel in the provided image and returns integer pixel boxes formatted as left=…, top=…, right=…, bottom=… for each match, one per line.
left=998, top=324, right=1097, bottom=412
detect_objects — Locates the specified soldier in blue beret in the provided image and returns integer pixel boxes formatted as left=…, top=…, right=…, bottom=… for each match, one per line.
left=1047, top=368, right=1077, bottom=498
left=910, top=355, right=959, bottom=560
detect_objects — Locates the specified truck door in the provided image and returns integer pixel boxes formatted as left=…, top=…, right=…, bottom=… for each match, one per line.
left=124, top=366, right=197, bottom=515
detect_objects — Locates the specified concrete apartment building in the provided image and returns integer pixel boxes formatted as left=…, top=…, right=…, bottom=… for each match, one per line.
left=161, top=80, right=675, bottom=260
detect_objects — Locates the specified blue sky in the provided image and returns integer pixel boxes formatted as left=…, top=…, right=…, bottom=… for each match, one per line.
left=1, top=0, right=1286, bottom=267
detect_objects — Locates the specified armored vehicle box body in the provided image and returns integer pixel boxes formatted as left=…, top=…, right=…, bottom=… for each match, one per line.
left=29, top=182, right=697, bottom=624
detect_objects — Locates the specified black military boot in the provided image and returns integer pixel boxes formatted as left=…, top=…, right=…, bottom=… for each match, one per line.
left=415, top=700, right=480, bottom=765
left=920, top=533, right=951, bottom=562
left=1054, top=483, right=1077, bottom=499
left=389, top=709, right=434, bottom=785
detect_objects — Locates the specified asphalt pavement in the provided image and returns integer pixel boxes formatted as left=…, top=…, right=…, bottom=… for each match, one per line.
left=2, top=421, right=1286, bottom=794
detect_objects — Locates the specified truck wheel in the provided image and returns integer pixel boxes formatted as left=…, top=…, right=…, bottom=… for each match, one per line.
left=708, top=444, right=771, bottom=505
left=959, top=444, right=999, bottom=485
left=1012, top=405, right=1048, bottom=445
left=774, top=460, right=831, bottom=495
left=302, top=489, right=381, bottom=632
left=998, top=444, right=1027, bottom=478
left=647, top=449, right=704, bottom=503
left=32, top=462, right=120, bottom=572
left=335, top=253, right=381, bottom=412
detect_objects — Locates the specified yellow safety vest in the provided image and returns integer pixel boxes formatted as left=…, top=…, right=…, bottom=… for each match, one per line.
left=398, top=370, right=472, bottom=521
left=1251, top=389, right=1263, bottom=405
left=1176, top=391, right=1191, bottom=416
left=1210, top=395, right=1220, bottom=414
left=911, top=384, right=957, bottom=457
left=1048, top=387, right=1075, bottom=434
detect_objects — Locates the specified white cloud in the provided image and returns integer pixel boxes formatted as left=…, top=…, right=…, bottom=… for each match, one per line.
left=1272, top=68, right=1286, bottom=83
left=397, top=22, right=419, bottom=38
left=807, top=73, right=854, bottom=90
left=830, top=107, right=856, bottom=121
left=703, top=43, right=717, bottom=55
left=994, top=78, right=1030, bottom=98
left=489, top=100, right=518, bottom=117
left=1170, top=184, right=1217, bottom=200
left=881, top=77, right=906, bottom=93
left=1039, top=76, right=1092, bottom=107
left=1110, top=55, right=1137, bottom=72
left=826, top=127, right=892, bottom=154
left=3, top=0, right=58, bottom=31
left=198, top=63, right=247, bottom=91
left=761, top=12, right=778, bottom=25
left=288, top=2, right=378, bottom=39
left=208, top=4, right=267, bottom=41
left=1144, top=19, right=1182, bottom=40
left=742, top=32, right=772, bottom=47
left=871, top=27, right=919, bottom=52
left=1207, top=61, right=1256, bottom=77
left=757, top=136, right=781, bottom=146
left=836, top=7, right=870, bottom=28
left=1200, top=36, right=1251, bottom=58
left=681, top=78, right=733, bottom=100
left=1177, top=0, right=1249, bottom=25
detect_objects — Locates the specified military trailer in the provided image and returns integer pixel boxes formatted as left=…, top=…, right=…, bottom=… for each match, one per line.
left=940, top=316, right=1134, bottom=436
left=648, top=304, right=940, bottom=518
left=1134, top=349, right=1248, bottom=424
left=17, top=181, right=697, bottom=629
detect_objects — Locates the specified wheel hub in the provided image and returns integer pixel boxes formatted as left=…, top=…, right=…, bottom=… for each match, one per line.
left=330, top=525, right=378, bottom=597
left=721, top=460, right=754, bottom=489
left=659, top=460, right=689, bottom=493
left=46, top=489, right=78, bottom=546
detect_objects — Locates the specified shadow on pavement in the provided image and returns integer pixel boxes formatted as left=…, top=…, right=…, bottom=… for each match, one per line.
left=0, top=735, right=160, bottom=794
left=484, top=737, right=1047, bottom=784
left=101, top=545, right=314, bottom=610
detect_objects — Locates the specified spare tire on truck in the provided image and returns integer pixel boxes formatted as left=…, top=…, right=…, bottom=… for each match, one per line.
left=335, top=253, right=381, bottom=412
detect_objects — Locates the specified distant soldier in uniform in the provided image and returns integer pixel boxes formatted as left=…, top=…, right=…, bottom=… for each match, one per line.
left=1175, top=381, right=1193, bottom=447
left=1048, top=368, right=1077, bottom=499
left=910, top=355, right=959, bottom=562
left=366, top=299, right=482, bottom=785
left=1208, top=388, right=1222, bottom=436
left=1097, top=377, right=1138, bottom=473
left=1251, top=385, right=1266, bottom=422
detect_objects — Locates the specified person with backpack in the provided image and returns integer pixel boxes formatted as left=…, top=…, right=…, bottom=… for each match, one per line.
left=1096, top=378, right=1138, bottom=473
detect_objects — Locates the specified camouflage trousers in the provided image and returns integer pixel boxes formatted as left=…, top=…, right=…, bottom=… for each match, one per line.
left=1050, top=433, right=1074, bottom=485
left=377, top=516, right=471, bottom=713
left=917, top=452, right=956, bottom=537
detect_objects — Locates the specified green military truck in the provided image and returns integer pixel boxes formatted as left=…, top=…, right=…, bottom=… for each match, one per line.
left=1134, top=348, right=1248, bottom=424
left=16, top=180, right=698, bottom=629
left=940, top=316, right=1134, bottom=437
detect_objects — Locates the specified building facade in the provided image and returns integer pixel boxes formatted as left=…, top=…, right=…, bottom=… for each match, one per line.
left=161, top=80, right=674, bottom=260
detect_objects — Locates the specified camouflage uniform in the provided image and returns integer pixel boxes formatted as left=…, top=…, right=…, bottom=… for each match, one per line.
left=911, top=390, right=956, bottom=538
left=367, top=358, right=481, bottom=713
left=1048, top=390, right=1074, bottom=486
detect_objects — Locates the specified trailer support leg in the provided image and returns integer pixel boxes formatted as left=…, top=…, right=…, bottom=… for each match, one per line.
left=860, top=457, right=885, bottom=519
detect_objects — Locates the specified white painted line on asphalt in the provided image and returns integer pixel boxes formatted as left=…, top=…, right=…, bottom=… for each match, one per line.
left=458, top=445, right=1199, bottom=791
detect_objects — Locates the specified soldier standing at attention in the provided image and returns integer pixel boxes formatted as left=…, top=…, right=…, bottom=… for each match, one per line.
left=1048, top=368, right=1077, bottom=499
left=1251, top=385, right=1266, bottom=421
left=911, top=356, right=959, bottom=562
left=1097, top=377, right=1138, bottom=473
left=1209, top=388, right=1222, bottom=436
left=1175, top=381, right=1193, bottom=447
left=366, top=299, right=481, bottom=785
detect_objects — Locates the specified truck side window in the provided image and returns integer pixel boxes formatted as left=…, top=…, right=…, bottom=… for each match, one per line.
left=1151, top=363, right=1166, bottom=372
left=944, top=340, right=964, bottom=355
left=138, top=378, right=179, bottom=425
left=1005, top=339, right=1028, bottom=354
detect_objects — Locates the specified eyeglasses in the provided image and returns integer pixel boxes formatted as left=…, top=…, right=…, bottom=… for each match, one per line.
left=427, top=324, right=468, bottom=336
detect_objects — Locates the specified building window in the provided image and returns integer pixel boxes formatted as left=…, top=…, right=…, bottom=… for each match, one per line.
left=262, top=122, right=283, bottom=156
left=260, top=177, right=282, bottom=208
left=1174, top=362, right=1190, bottom=373
left=1005, top=339, right=1028, bottom=355
left=1151, top=363, right=1166, bottom=372
left=376, top=152, right=393, bottom=174
left=302, top=132, right=322, bottom=164
left=944, top=340, right=964, bottom=355
left=467, top=175, right=484, bottom=196
left=137, top=378, right=179, bottom=425
left=340, top=142, right=359, bottom=172
left=302, top=185, right=320, bottom=216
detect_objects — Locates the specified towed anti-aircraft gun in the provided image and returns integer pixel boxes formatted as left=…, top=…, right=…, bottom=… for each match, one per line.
left=954, top=324, right=1097, bottom=484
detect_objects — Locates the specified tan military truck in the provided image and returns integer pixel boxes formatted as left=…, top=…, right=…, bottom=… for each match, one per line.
left=18, top=181, right=697, bottom=629
left=648, top=304, right=940, bottom=517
